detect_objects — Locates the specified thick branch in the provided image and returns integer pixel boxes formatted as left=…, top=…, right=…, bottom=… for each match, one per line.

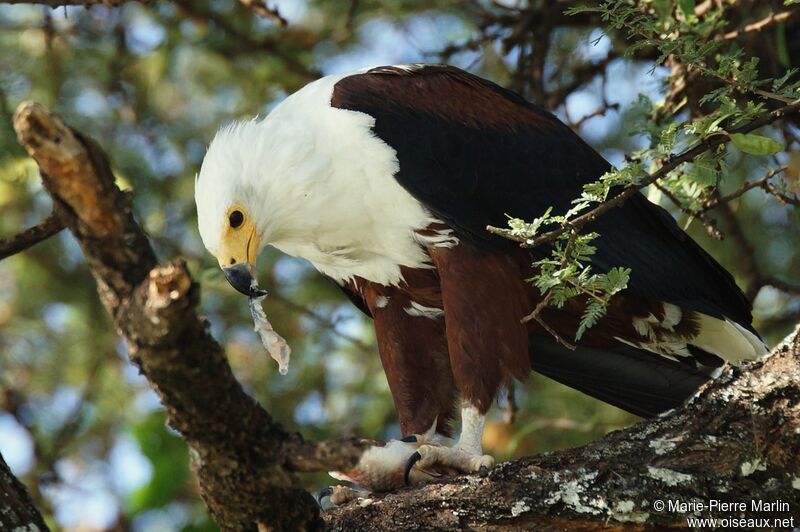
left=0, top=453, right=49, bottom=532
left=0, top=210, right=64, bottom=261
left=12, top=101, right=367, bottom=531
left=325, top=328, right=800, bottom=529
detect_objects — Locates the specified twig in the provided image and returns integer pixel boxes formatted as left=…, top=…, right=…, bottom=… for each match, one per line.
left=0, top=211, right=65, bottom=261
left=547, top=52, right=618, bottom=110
left=345, top=0, right=359, bottom=31
left=570, top=102, right=620, bottom=129
left=488, top=99, right=800, bottom=249
left=715, top=189, right=800, bottom=301
left=701, top=166, right=788, bottom=211
left=528, top=4, right=552, bottom=105
left=720, top=9, right=798, bottom=41
left=652, top=182, right=722, bottom=240
left=520, top=228, right=578, bottom=351
left=564, top=70, right=619, bottom=130
left=752, top=88, right=797, bottom=105
left=762, top=181, right=800, bottom=206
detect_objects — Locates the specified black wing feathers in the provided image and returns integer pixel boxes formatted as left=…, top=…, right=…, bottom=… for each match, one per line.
left=528, top=336, right=711, bottom=418
left=330, top=64, right=753, bottom=329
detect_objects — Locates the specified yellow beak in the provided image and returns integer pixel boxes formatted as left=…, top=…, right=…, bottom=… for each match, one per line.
left=216, top=222, right=265, bottom=297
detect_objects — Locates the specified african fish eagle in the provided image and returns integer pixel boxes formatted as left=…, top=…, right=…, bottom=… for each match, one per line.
left=195, top=64, right=767, bottom=491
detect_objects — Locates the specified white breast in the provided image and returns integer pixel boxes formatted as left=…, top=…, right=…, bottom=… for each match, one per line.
left=260, top=72, right=437, bottom=286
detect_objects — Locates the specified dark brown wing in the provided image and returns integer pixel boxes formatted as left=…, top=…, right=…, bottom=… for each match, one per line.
left=330, top=64, right=755, bottom=332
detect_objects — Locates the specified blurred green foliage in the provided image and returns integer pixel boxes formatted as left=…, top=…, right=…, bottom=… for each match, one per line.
left=0, top=1, right=797, bottom=530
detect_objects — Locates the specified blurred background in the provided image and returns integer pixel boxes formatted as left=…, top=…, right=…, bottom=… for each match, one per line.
left=1, top=1, right=798, bottom=530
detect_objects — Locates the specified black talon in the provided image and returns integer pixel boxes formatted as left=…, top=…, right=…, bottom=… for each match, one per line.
left=404, top=451, right=422, bottom=486
left=400, top=435, right=418, bottom=443
left=317, top=487, right=333, bottom=506
left=478, top=465, right=490, bottom=478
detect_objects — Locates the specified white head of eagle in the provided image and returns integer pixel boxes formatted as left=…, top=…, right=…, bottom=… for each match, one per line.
left=194, top=64, right=767, bottom=491
left=195, top=69, right=438, bottom=292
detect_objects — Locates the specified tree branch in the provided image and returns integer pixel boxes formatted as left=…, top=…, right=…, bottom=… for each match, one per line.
left=0, top=210, right=64, bottom=261
left=701, top=166, right=788, bottom=212
left=0, top=453, right=49, bottom=532
left=12, top=101, right=369, bottom=531
left=325, top=328, right=800, bottom=529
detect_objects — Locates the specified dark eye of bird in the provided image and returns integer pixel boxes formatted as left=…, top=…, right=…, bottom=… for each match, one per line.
left=229, top=210, right=244, bottom=228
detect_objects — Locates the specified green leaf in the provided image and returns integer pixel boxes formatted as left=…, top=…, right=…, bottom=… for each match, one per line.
left=730, top=133, right=784, bottom=156
left=677, top=0, right=696, bottom=21
left=576, top=300, right=608, bottom=341
left=652, top=0, right=672, bottom=20
left=686, top=154, right=719, bottom=186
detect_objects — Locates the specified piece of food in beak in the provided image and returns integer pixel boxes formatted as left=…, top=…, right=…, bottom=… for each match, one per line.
left=248, top=284, right=292, bottom=375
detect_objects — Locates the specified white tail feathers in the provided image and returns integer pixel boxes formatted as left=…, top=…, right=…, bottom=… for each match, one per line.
left=691, top=314, right=768, bottom=365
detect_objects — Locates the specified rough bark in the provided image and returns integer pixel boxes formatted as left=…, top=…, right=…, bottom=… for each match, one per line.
left=0, top=453, right=50, bottom=531
left=9, top=101, right=800, bottom=531
left=325, top=330, right=800, bottom=530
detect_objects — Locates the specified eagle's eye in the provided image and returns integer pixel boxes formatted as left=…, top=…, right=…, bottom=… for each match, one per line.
left=229, top=210, right=244, bottom=229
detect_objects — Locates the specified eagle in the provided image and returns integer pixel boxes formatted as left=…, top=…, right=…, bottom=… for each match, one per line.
left=195, top=64, right=767, bottom=491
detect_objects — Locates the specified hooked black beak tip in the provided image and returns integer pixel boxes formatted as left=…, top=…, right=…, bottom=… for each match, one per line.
left=222, top=264, right=267, bottom=297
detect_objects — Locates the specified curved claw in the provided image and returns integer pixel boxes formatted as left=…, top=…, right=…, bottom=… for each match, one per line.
left=316, top=487, right=333, bottom=506
left=400, top=435, right=418, bottom=443
left=403, top=450, right=422, bottom=486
